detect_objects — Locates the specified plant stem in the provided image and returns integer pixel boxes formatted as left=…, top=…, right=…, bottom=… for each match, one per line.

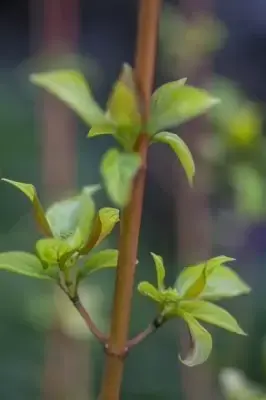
left=71, top=295, right=108, bottom=344
left=99, top=1, right=161, bottom=398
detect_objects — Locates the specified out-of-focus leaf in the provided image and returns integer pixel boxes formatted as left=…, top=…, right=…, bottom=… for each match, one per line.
left=149, top=83, right=220, bottom=133
left=176, top=256, right=235, bottom=298
left=2, top=178, right=52, bottom=236
left=179, top=311, right=212, bottom=366
left=138, top=281, right=161, bottom=303
left=78, top=249, right=118, bottom=280
left=100, top=148, right=141, bottom=207
left=0, top=252, right=56, bottom=279
left=30, top=70, right=107, bottom=126
left=150, top=252, right=165, bottom=291
left=179, top=300, right=246, bottom=335
left=152, top=131, right=195, bottom=185
left=232, top=165, right=264, bottom=219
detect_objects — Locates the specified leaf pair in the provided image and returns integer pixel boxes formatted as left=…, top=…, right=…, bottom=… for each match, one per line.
left=138, top=253, right=250, bottom=366
left=1, top=179, right=120, bottom=281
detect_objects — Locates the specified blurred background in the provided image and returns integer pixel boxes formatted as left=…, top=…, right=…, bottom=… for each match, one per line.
left=0, top=0, right=266, bottom=398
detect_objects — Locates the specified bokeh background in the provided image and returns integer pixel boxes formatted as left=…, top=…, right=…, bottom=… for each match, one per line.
left=0, top=0, right=266, bottom=399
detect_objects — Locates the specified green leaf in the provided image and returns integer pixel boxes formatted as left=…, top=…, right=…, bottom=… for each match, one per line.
left=107, top=64, right=141, bottom=129
left=45, top=185, right=99, bottom=248
left=138, top=281, right=161, bottom=303
left=88, top=123, right=116, bottom=138
left=152, top=131, right=195, bottom=185
left=78, top=249, right=119, bottom=280
left=82, top=207, right=120, bottom=253
left=151, top=79, right=187, bottom=114
left=74, top=186, right=98, bottom=248
left=179, top=312, right=212, bottom=366
left=150, top=252, right=165, bottom=291
left=176, top=256, right=235, bottom=299
left=36, top=238, right=73, bottom=269
left=30, top=70, right=107, bottom=126
left=179, top=300, right=246, bottom=335
left=0, top=252, right=56, bottom=280
left=200, top=266, right=251, bottom=300
left=100, top=148, right=141, bottom=207
left=45, top=196, right=81, bottom=239
left=149, top=83, right=220, bottom=133
left=2, top=178, right=52, bottom=236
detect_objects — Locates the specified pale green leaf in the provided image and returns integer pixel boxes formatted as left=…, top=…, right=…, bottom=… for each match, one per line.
left=179, top=300, right=246, bottom=335
left=100, top=148, right=141, bottom=207
left=176, top=256, right=235, bottom=299
left=200, top=266, right=251, bottom=300
left=138, top=281, right=161, bottom=303
left=179, top=312, right=212, bottom=366
left=152, top=131, right=195, bottom=185
left=45, top=196, right=81, bottom=239
left=78, top=249, right=118, bottom=280
left=0, top=252, right=56, bottom=280
left=151, top=79, right=187, bottom=115
left=36, top=238, right=73, bottom=268
left=45, top=185, right=99, bottom=248
left=2, top=178, right=52, bottom=236
left=149, top=83, right=220, bottom=133
left=107, top=63, right=141, bottom=128
left=150, top=252, right=165, bottom=291
left=82, top=207, right=120, bottom=253
left=30, top=70, right=107, bottom=126
left=88, top=123, right=116, bottom=138
left=74, top=186, right=97, bottom=248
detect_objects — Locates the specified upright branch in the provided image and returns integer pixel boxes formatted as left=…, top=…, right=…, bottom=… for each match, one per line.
left=99, top=1, right=162, bottom=398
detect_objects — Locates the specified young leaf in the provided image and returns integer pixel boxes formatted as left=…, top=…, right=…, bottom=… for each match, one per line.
left=107, top=64, right=141, bottom=129
left=82, top=207, right=120, bottom=253
left=176, top=256, right=235, bottom=299
left=179, top=300, right=246, bottom=335
left=151, top=79, right=187, bottom=118
left=74, top=186, right=97, bottom=248
left=150, top=252, right=165, bottom=291
left=2, top=178, right=52, bottom=236
left=88, top=123, right=116, bottom=138
left=0, top=252, right=56, bottom=280
left=100, top=148, right=141, bottom=207
left=138, top=281, right=161, bottom=303
left=45, top=185, right=98, bottom=245
left=152, top=131, right=195, bottom=185
left=36, top=238, right=73, bottom=268
left=45, top=196, right=81, bottom=239
left=30, top=70, right=107, bottom=126
left=78, top=249, right=119, bottom=280
left=149, top=83, right=220, bottom=133
left=179, top=312, right=212, bottom=367
left=200, top=266, right=251, bottom=300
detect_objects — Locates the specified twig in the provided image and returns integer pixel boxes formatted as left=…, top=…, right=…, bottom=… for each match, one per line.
left=71, top=295, right=108, bottom=344
left=99, top=3, right=161, bottom=398
left=127, top=315, right=166, bottom=349
left=59, top=283, right=108, bottom=344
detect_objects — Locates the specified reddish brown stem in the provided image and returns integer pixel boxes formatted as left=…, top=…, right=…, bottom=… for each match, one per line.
left=127, top=324, right=155, bottom=349
left=99, top=1, right=161, bottom=398
left=71, top=296, right=108, bottom=344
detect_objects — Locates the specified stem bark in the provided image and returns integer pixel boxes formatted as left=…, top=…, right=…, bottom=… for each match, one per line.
left=99, top=1, right=161, bottom=398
